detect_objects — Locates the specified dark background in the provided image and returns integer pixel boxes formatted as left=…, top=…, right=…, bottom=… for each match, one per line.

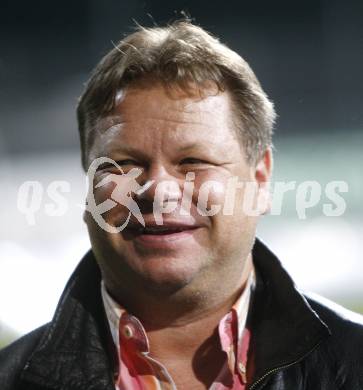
left=1, top=1, right=362, bottom=344
left=1, top=0, right=362, bottom=157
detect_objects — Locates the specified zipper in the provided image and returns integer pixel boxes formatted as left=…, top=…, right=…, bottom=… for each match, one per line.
left=248, top=338, right=325, bottom=390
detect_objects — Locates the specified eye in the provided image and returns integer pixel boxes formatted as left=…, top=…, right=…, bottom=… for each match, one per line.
left=115, top=159, right=139, bottom=166
left=97, top=159, right=140, bottom=172
left=180, top=157, right=207, bottom=165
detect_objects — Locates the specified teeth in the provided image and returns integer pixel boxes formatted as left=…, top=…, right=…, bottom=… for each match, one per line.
left=144, top=226, right=178, bottom=233
left=129, top=225, right=192, bottom=234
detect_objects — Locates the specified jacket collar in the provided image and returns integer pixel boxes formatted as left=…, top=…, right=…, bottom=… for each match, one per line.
left=20, top=251, right=117, bottom=390
left=20, top=238, right=330, bottom=389
left=248, top=239, right=330, bottom=388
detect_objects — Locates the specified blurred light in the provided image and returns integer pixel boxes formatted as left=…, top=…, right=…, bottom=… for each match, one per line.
left=0, top=239, right=88, bottom=334
left=267, top=218, right=361, bottom=292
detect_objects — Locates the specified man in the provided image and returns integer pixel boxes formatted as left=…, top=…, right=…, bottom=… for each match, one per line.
left=1, top=21, right=362, bottom=390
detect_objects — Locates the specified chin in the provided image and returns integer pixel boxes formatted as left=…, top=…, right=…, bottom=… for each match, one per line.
left=133, top=255, right=203, bottom=294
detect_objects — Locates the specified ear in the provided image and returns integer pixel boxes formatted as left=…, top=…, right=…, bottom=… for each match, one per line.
left=255, top=147, right=273, bottom=184
left=254, top=148, right=273, bottom=214
left=83, top=201, right=89, bottom=224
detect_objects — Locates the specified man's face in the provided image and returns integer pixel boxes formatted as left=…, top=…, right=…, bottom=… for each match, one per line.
left=84, top=83, right=271, bottom=296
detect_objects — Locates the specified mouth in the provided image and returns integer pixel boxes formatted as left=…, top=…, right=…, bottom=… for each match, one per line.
left=124, top=222, right=201, bottom=247
left=130, top=225, right=198, bottom=235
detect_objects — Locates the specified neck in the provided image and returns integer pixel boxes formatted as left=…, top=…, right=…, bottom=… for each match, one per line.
left=107, top=253, right=252, bottom=328
left=105, top=254, right=253, bottom=360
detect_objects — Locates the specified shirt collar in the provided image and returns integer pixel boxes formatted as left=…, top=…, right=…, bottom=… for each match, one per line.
left=217, top=267, right=255, bottom=380
left=101, top=267, right=255, bottom=379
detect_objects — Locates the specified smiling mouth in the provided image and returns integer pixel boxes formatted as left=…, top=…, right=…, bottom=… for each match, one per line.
left=131, top=226, right=198, bottom=236
left=121, top=223, right=201, bottom=247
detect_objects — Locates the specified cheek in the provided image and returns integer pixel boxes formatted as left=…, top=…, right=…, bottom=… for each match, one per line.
left=191, top=171, right=260, bottom=232
left=192, top=172, right=231, bottom=216
left=93, top=182, right=113, bottom=203
left=88, top=179, right=130, bottom=225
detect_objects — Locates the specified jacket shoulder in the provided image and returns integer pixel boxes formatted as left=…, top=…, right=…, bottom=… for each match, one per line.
left=304, top=294, right=363, bottom=390
left=305, top=292, right=363, bottom=334
left=305, top=293, right=363, bottom=385
left=0, top=325, right=48, bottom=389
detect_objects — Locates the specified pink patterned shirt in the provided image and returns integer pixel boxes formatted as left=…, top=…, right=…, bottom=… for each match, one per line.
left=101, top=270, right=255, bottom=390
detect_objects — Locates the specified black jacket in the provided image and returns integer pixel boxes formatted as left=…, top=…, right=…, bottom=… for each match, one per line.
left=1, top=239, right=363, bottom=390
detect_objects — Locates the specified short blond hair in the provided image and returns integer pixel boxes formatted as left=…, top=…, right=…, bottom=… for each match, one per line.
left=77, top=21, right=276, bottom=170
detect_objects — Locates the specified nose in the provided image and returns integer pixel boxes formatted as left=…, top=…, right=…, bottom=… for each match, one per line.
left=136, top=164, right=183, bottom=207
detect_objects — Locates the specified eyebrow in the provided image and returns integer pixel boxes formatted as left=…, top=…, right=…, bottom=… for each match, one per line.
left=96, top=116, right=124, bottom=134
left=102, top=145, right=149, bottom=160
left=178, top=142, right=214, bottom=153
left=101, top=142, right=213, bottom=161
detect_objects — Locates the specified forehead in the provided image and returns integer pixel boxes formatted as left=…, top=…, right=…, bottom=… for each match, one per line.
left=89, top=83, right=241, bottom=158
left=100, top=82, right=234, bottom=127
